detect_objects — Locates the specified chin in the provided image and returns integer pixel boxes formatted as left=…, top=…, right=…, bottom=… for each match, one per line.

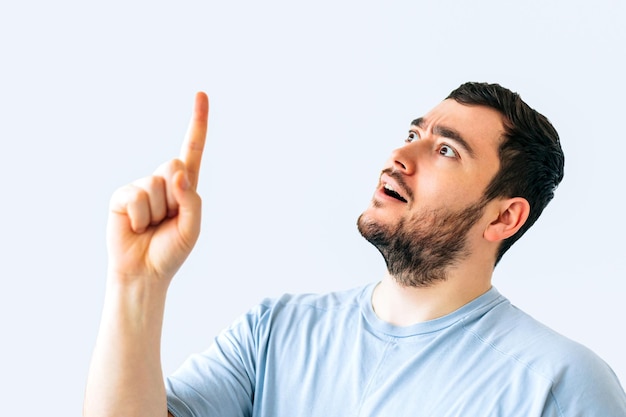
left=357, top=207, right=385, bottom=233
left=357, top=208, right=395, bottom=247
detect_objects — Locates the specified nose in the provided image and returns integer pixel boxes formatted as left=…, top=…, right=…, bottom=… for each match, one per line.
left=387, top=141, right=420, bottom=175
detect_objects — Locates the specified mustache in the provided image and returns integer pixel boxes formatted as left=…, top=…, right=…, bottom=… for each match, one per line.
left=381, top=168, right=414, bottom=202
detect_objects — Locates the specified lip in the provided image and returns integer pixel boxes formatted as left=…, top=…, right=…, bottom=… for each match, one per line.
left=377, top=172, right=410, bottom=203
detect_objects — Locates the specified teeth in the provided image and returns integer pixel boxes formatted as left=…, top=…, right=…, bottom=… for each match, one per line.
left=383, top=183, right=407, bottom=203
left=383, top=183, right=407, bottom=202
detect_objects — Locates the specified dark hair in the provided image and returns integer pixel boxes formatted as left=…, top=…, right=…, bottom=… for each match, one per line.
left=447, top=82, right=565, bottom=265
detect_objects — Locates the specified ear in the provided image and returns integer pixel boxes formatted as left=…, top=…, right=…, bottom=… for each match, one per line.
left=484, top=197, right=530, bottom=242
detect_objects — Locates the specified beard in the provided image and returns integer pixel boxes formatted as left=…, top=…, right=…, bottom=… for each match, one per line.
left=357, top=197, right=487, bottom=288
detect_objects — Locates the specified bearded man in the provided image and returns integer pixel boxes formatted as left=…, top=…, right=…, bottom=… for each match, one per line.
left=84, top=83, right=626, bottom=417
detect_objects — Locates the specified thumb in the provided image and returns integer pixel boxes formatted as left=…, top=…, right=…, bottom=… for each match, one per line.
left=172, top=170, right=202, bottom=248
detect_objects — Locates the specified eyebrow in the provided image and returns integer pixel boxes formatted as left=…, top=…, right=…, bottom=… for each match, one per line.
left=410, top=117, right=477, bottom=159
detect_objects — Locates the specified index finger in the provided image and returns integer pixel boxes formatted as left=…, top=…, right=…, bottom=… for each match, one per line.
left=180, top=91, right=209, bottom=190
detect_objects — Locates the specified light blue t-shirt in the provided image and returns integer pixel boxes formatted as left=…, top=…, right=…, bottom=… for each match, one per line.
left=166, top=283, right=626, bottom=416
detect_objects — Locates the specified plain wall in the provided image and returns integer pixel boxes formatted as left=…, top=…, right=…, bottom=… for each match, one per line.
left=1, top=0, right=624, bottom=414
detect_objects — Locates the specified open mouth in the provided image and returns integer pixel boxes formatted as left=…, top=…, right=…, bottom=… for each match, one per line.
left=383, top=183, right=408, bottom=203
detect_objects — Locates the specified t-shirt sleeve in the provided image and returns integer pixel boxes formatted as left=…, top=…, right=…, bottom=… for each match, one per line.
left=165, top=303, right=269, bottom=417
left=541, top=342, right=626, bottom=417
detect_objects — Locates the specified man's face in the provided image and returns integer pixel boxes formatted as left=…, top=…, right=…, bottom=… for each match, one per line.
left=357, top=99, right=505, bottom=286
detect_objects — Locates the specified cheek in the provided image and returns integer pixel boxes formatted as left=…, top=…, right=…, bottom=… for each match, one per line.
left=415, top=176, right=483, bottom=209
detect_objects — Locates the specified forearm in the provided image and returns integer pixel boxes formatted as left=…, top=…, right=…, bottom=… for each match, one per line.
left=84, top=278, right=170, bottom=417
left=84, top=91, right=207, bottom=417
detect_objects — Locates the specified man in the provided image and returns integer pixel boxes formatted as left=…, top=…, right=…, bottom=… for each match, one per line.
left=84, top=83, right=626, bottom=416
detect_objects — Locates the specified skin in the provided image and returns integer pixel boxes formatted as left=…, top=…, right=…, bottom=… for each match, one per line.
left=358, top=188, right=489, bottom=288
left=83, top=95, right=530, bottom=416
left=360, top=99, right=530, bottom=325
left=83, top=92, right=208, bottom=417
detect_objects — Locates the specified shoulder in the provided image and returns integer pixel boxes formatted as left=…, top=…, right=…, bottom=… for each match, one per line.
left=250, top=283, right=370, bottom=317
left=463, top=295, right=610, bottom=378
left=465, top=298, right=600, bottom=365
left=463, top=295, right=626, bottom=413
left=228, top=283, right=371, bottom=334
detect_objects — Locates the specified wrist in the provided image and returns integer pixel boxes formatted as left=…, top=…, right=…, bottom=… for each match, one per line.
left=103, top=272, right=169, bottom=325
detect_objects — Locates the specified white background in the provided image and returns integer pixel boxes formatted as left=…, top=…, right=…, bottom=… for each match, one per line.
left=1, top=0, right=625, bottom=414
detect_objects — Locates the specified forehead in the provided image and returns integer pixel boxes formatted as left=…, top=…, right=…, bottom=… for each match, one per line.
left=418, top=99, right=506, bottom=156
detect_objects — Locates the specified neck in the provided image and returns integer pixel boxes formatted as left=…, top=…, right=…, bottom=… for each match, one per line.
left=372, top=268, right=492, bottom=326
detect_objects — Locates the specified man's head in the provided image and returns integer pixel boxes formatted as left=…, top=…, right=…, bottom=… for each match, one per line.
left=447, top=82, right=564, bottom=264
left=357, top=82, right=564, bottom=286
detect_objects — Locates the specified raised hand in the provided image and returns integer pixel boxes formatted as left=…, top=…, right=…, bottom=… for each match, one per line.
left=84, top=92, right=210, bottom=417
left=106, top=92, right=209, bottom=286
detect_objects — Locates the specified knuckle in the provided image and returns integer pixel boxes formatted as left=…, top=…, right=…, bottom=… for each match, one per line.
left=109, top=184, right=135, bottom=207
left=145, top=175, right=164, bottom=191
left=132, top=175, right=160, bottom=190
left=127, top=188, right=147, bottom=205
left=155, top=158, right=184, bottom=177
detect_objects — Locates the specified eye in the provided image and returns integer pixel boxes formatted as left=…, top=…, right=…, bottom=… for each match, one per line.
left=439, top=144, right=458, bottom=158
left=405, top=131, right=419, bottom=143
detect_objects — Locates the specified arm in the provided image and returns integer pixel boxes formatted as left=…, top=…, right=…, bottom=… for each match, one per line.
left=83, top=92, right=209, bottom=417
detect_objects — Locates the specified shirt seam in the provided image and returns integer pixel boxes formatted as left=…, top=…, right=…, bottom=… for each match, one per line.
left=460, top=323, right=565, bottom=417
